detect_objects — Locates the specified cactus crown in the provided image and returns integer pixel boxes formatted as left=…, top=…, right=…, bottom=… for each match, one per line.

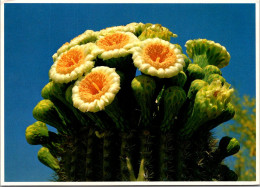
left=26, top=22, right=239, bottom=182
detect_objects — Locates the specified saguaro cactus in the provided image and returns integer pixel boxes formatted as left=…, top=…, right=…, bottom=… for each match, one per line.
left=26, top=22, right=240, bottom=181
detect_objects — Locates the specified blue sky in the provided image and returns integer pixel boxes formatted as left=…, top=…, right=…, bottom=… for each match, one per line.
left=3, top=3, right=256, bottom=182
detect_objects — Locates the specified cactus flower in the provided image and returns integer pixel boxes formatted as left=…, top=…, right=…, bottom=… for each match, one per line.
left=95, top=32, right=139, bottom=60
left=131, top=38, right=185, bottom=78
left=185, top=39, right=230, bottom=68
left=49, top=43, right=99, bottom=83
left=52, top=30, right=98, bottom=61
left=72, top=66, right=120, bottom=112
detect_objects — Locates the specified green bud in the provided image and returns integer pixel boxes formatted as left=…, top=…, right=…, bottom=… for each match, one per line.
left=138, top=24, right=177, bottom=41
left=186, top=64, right=205, bottom=81
left=33, top=99, right=65, bottom=131
left=219, top=136, right=240, bottom=157
left=41, top=81, right=68, bottom=103
left=187, top=80, right=208, bottom=100
left=203, top=65, right=222, bottom=76
left=25, top=121, right=49, bottom=145
left=185, top=39, right=230, bottom=68
left=205, top=74, right=226, bottom=85
left=194, top=80, right=234, bottom=120
left=38, top=147, right=60, bottom=171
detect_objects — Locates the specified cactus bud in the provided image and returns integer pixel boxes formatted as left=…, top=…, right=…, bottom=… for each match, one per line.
left=219, top=136, right=240, bottom=157
left=203, top=65, right=222, bottom=76
left=205, top=74, right=226, bottom=85
left=185, top=39, right=230, bottom=68
left=38, top=147, right=60, bottom=171
left=186, top=64, right=205, bottom=81
left=180, top=80, right=234, bottom=138
left=32, top=99, right=65, bottom=132
left=25, top=121, right=49, bottom=145
left=138, top=23, right=177, bottom=41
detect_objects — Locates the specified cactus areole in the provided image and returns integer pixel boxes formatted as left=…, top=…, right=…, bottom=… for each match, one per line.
left=26, top=23, right=239, bottom=182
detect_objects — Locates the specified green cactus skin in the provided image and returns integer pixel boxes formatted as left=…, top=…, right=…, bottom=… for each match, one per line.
left=158, top=132, right=175, bottom=181
left=27, top=23, right=240, bottom=182
left=38, top=147, right=60, bottom=172
left=120, top=130, right=138, bottom=181
left=104, top=97, right=128, bottom=130
left=131, top=75, right=157, bottom=128
left=161, top=86, right=186, bottom=132
left=165, top=71, right=187, bottom=88
left=102, top=131, right=120, bottom=181
left=138, top=130, right=155, bottom=181
left=85, top=128, right=103, bottom=181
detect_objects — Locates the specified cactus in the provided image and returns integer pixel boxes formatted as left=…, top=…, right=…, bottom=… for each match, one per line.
left=26, top=22, right=240, bottom=181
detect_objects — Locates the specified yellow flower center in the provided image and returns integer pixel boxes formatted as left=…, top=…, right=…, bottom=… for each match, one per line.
left=142, top=43, right=177, bottom=69
left=56, top=48, right=85, bottom=74
left=97, top=33, right=130, bottom=51
left=79, top=72, right=110, bottom=102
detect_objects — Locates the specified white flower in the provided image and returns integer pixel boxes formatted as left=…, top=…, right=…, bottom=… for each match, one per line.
left=49, top=43, right=99, bottom=83
left=72, top=66, right=120, bottom=113
left=131, top=38, right=185, bottom=78
left=94, top=32, right=140, bottom=60
left=52, top=30, right=98, bottom=61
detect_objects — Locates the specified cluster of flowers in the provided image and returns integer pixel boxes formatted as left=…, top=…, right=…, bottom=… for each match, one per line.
left=49, top=23, right=185, bottom=113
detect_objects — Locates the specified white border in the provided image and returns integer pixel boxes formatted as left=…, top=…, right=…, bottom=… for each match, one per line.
left=0, top=0, right=259, bottom=186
